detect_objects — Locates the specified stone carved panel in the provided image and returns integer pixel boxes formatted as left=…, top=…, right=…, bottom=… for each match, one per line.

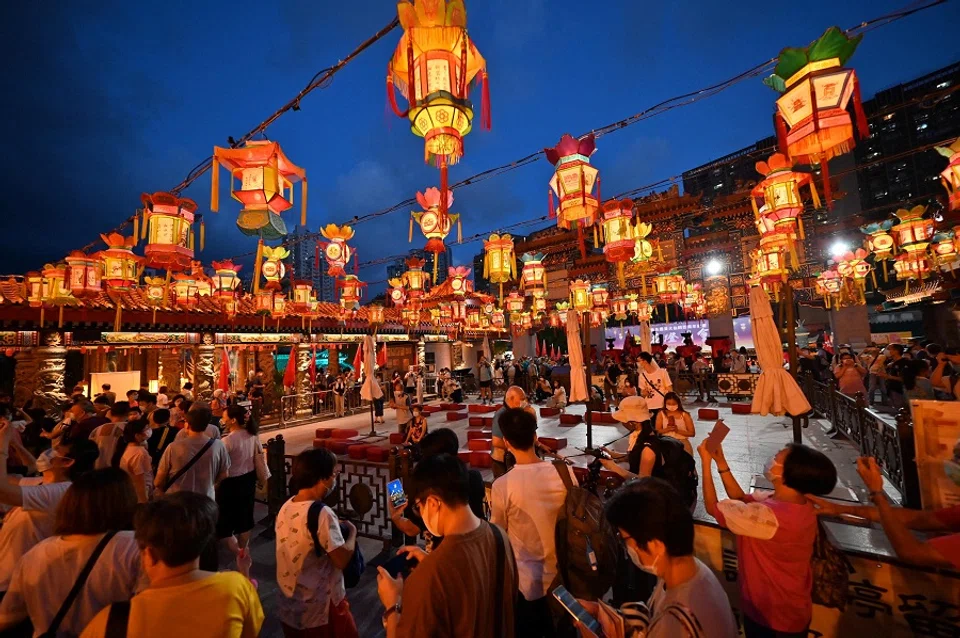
left=257, top=351, right=277, bottom=412
left=158, top=350, right=182, bottom=393
left=195, top=345, right=215, bottom=400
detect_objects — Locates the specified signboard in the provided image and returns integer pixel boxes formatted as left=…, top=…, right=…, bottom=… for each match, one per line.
left=605, top=320, right=709, bottom=349
left=911, top=400, right=960, bottom=510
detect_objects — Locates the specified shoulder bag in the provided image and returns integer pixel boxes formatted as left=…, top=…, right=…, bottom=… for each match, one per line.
left=158, top=439, right=215, bottom=491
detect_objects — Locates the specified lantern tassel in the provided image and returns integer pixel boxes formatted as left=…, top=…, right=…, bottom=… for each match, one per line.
left=132, top=214, right=139, bottom=247
left=798, top=216, right=805, bottom=241
left=499, top=282, right=503, bottom=303
left=114, top=303, right=122, bottom=332
left=457, top=218, right=462, bottom=244
left=641, top=274, right=647, bottom=296
left=200, top=220, right=205, bottom=251
left=577, top=223, right=587, bottom=260
left=820, top=158, right=833, bottom=211
left=301, top=178, right=308, bottom=228
left=163, top=269, right=172, bottom=306
left=871, top=268, right=877, bottom=289
left=386, top=72, right=408, bottom=117
left=253, top=239, right=264, bottom=294
left=618, top=262, right=626, bottom=288
left=548, top=190, right=556, bottom=219
left=882, top=260, right=889, bottom=282
left=262, top=316, right=266, bottom=331
left=774, top=113, right=789, bottom=157
left=58, top=305, right=64, bottom=329
left=483, top=254, right=489, bottom=279
left=409, top=215, right=414, bottom=243
left=809, top=179, right=822, bottom=210
left=141, top=211, right=148, bottom=240
left=593, top=225, right=599, bottom=250
left=188, top=230, right=195, bottom=252
left=354, top=250, right=359, bottom=276
left=751, top=197, right=759, bottom=218
left=480, top=70, right=491, bottom=131
left=211, top=156, right=220, bottom=213
left=152, top=306, right=157, bottom=325
left=314, top=243, right=320, bottom=270
left=853, top=76, right=870, bottom=141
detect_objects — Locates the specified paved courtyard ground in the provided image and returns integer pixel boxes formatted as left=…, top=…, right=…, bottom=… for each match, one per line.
left=247, top=394, right=890, bottom=637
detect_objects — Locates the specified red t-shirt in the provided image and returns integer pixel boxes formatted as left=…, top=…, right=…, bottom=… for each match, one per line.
left=714, top=494, right=817, bottom=632
left=931, top=505, right=960, bottom=570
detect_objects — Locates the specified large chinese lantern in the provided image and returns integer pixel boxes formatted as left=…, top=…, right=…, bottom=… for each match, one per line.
left=600, top=199, right=636, bottom=287
left=504, top=291, right=525, bottom=319
left=411, top=187, right=460, bottom=280
left=766, top=27, right=868, bottom=205
left=258, top=246, right=290, bottom=293
left=40, top=263, right=75, bottom=328
left=211, top=140, right=307, bottom=239
left=631, top=221, right=658, bottom=294
left=402, top=257, right=430, bottom=299
left=652, top=270, right=685, bottom=320
left=546, top=134, right=600, bottom=258
left=211, top=259, right=242, bottom=319
left=64, top=251, right=103, bottom=300
left=140, top=192, right=199, bottom=271
left=860, top=219, right=896, bottom=282
left=892, top=206, right=935, bottom=289
left=936, top=139, right=960, bottom=212
left=447, top=266, right=471, bottom=296
left=338, top=275, right=366, bottom=310
left=837, top=249, right=871, bottom=305
left=520, top=252, right=547, bottom=297
left=570, top=279, right=592, bottom=312
left=815, top=270, right=845, bottom=309
left=387, top=278, right=407, bottom=308
left=317, top=224, right=355, bottom=277
left=387, top=0, right=490, bottom=167
left=98, top=233, right=143, bottom=331
left=483, top=233, right=516, bottom=300
left=933, top=231, right=959, bottom=271
left=751, top=153, right=821, bottom=238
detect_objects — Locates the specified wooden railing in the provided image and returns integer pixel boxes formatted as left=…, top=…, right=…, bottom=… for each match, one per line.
left=799, top=373, right=921, bottom=508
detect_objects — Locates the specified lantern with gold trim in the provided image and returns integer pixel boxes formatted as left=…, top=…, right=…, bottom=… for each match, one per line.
left=555, top=301, right=571, bottom=326
left=531, top=291, right=547, bottom=317
left=635, top=299, right=654, bottom=323
left=402, top=304, right=421, bottom=329
left=549, top=307, right=563, bottom=328
left=190, top=261, right=212, bottom=298
left=933, top=231, right=959, bottom=271
left=681, top=283, right=707, bottom=319
left=519, top=312, right=533, bottom=332
left=402, top=257, right=430, bottom=300
left=483, top=233, right=516, bottom=300
left=387, top=278, right=407, bottom=308
left=368, top=305, right=386, bottom=331
left=387, top=0, right=490, bottom=168
left=258, top=246, right=289, bottom=293
left=143, top=276, right=167, bottom=324
left=40, top=263, right=75, bottom=328
left=860, top=219, right=896, bottom=283
left=892, top=205, right=935, bottom=258
left=25, top=272, right=42, bottom=310
left=590, top=285, right=609, bottom=313
left=837, top=249, right=871, bottom=305
left=337, top=275, right=366, bottom=310
left=766, top=27, right=868, bottom=206
left=211, top=259, right=242, bottom=319
left=570, top=279, right=592, bottom=312
left=600, top=199, right=636, bottom=287
left=936, top=139, right=960, bottom=212
left=291, top=281, right=316, bottom=315
left=447, top=266, right=471, bottom=297
left=140, top=192, right=199, bottom=271
left=411, top=188, right=460, bottom=281
left=466, top=306, right=481, bottom=330
left=98, top=233, right=143, bottom=331
left=490, top=307, right=505, bottom=329
left=172, top=271, right=200, bottom=310
left=64, top=251, right=103, bottom=300
left=211, top=141, right=307, bottom=240
left=519, top=253, right=547, bottom=297
left=751, top=153, right=820, bottom=239
left=317, top=224, right=355, bottom=278
left=504, top=291, right=525, bottom=319
left=749, top=242, right=790, bottom=301
left=589, top=309, right=607, bottom=329
left=546, top=134, right=600, bottom=259
left=651, top=270, right=685, bottom=320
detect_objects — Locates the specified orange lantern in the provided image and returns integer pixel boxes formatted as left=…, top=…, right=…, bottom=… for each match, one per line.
left=570, top=279, right=592, bottom=312
left=610, top=296, right=630, bottom=321
left=143, top=276, right=167, bottom=323
left=40, top=263, right=74, bottom=327
left=519, top=312, right=533, bottom=331
left=64, top=251, right=103, bottom=300
left=837, top=249, right=871, bottom=305
left=600, top=199, right=636, bottom=287
left=549, top=308, right=563, bottom=328
left=892, top=205, right=935, bottom=256
left=767, top=27, right=868, bottom=206
left=466, top=307, right=481, bottom=329
left=402, top=257, right=430, bottom=299
left=933, top=231, right=959, bottom=270
left=411, top=187, right=460, bottom=281
left=860, top=219, right=896, bottom=283
left=504, top=291, right=525, bottom=318
left=635, top=299, right=654, bottom=322
left=387, top=0, right=490, bottom=167
left=317, top=224, right=355, bottom=278
left=140, top=192, right=199, bottom=271
left=211, top=140, right=307, bottom=239
left=211, top=260, right=242, bottom=303
left=936, top=139, right=960, bottom=212
left=490, top=307, right=505, bottom=329
left=368, top=304, right=386, bottom=328
left=589, top=309, right=606, bottom=329
left=98, top=233, right=142, bottom=292
left=590, top=284, right=609, bottom=311
left=25, top=272, right=42, bottom=308
left=520, top=252, right=547, bottom=296
left=483, top=233, right=516, bottom=299
left=555, top=301, right=571, bottom=326
left=751, top=153, right=821, bottom=238
left=338, top=275, right=366, bottom=309
left=447, top=266, right=471, bottom=297
left=531, top=290, right=547, bottom=317
left=546, top=133, right=600, bottom=258
left=749, top=243, right=790, bottom=301
left=815, top=270, right=845, bottom=309
left=402, top=305, right=420, bottom=328
left=172, top=272, right=200, bottom=310
left=387, top=278, right=407, bottom=308
left=291, top=281, right=316, bottom=314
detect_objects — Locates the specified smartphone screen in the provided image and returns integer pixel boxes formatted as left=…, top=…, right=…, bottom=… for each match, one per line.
left=705, top=420, right=730, bottom=456
left=552, top=585, right=600, bottom=634
left=383, top=553, right=416, bottom=579
left=387, top=479, right=406, bottom=508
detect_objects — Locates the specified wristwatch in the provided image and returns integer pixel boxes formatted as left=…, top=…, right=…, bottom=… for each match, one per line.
left=382, top=602, right=402, bottom=627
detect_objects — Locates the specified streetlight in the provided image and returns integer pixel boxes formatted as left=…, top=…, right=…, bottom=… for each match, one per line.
left=705, top=259, right=724, bottom=276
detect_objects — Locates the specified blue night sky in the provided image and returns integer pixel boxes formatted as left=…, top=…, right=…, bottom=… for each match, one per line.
left=1, top=0, right=958, bottom=292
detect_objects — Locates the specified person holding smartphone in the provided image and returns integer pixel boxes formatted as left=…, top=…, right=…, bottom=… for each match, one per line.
left=833, top=352, right=866, bottom=397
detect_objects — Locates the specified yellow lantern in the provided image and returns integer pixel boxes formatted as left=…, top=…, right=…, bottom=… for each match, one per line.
left=466, top=307, right=481, bottom=329
left=933, top=231, right=959, bottom=270
left=211, top=259, right=242, bottom=305
left=338, top=275, right=366, bottom=309
left=600, top=199, right=636, bottom=287
left=625, top=294, right=640, bottom=316
left=368, top=304, right=386, bottom=328
left=64, top=251, right=103, bottom=300
left=531, top=290, right=547, bottom=317
left=172, top=272, right=200, bottom=310
left=936, top=139, right=960, bottom=212
left=750, top=245, right=789, bottom=301
left=892, top=205, right=935, bottom=255
left=504, top=291, right=525, bottom=316
left=570, top=279, right=592, bottom=312
left=520, top=252, right=547, bottom=296
left=447, top=266, right=471, bottom=297
left=140, top=191, right=198, bottom=271
left=546, top=133, right=600, bottom=258
left=98, top=233, right=142, bottom=292
left=402, top=257, right=430, bottom=300
left=590, top=284, right=609, bottom=311
left=25, top=272, right=42, bottom=309
left=259, top=246, right=289, bottom=292
left=751, top=153, right=821, bottom=239
left=483, top=233, right=516, bottom=299
left=291, top=281, right=315, bottom=314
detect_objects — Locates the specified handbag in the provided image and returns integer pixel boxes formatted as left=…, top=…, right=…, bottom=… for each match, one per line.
left=811, top=519, right=849, bottom=610
left=307, top=501, right=365, bottom=588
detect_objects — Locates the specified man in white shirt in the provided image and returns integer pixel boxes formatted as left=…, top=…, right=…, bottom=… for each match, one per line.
left=276, top=448, right=358, bottom=636
left=0, top=418, right=99, bottom=597
left=491, top=407, right=576, bottom=637
left=155, top=410, right=230, bottom=502
left=89, top=402, right=130, bottom=469
left=175, top=403, right=220, bottom=441
left=637, top=352, right=672, bottom=424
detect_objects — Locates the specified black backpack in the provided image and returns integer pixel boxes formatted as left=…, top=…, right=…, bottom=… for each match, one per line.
left=552, top=461, right=620, bottom=600
left=655, top=435, right=699, bottom=509
left=307, top=501, right=365, bottom=588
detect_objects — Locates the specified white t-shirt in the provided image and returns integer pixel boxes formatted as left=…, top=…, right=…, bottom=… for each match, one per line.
left=646, top=558, right=738, bottom=638
left=638, top=368, right=672, bottom=410
left=0, top=531, right=143, bottom=637
left=0, top=481, right=72, bottom=591
left=490, top=461, right=577, bottom=600
left=175, top=423, right=221, bottom=441
left=120, top=445, right=155, bottom=499
left=221, top=430, right=262, bottom=478
left=155, top=436, right=230, bottom=500
left=275, top=498, right=345, bottom=629
left=89, top=421, right=126, bottom=470
left=156, top=393, right=170, bottom=408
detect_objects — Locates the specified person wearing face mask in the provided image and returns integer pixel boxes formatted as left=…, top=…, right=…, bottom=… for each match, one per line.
left=0, top=418, right=100, bottom=602
left=574, top=478, right=737, bottom=638
left=699, top=440, right=837, bottom=638
left=832, top=352, right=866, bottom=396
left=377, top=453, right=517, bottom=638
left=654, top=392, right=695, bottom=456
left=275, top=448, right=359, bottom=638
left=111, top=418, right=154, bottom=503
left=636, top=353, right=672, bottom=425
left=89, top=402, right=131, bottom=469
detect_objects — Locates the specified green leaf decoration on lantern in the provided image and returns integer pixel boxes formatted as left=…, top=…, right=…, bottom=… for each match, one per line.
left=763, top=26, right=863, bottom=93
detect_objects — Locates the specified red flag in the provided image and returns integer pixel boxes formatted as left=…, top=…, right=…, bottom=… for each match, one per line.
left=352, top=343, right=363, bottom=374
left=217, top=350, right=230, bottom=392
left=536, top=339, right=542, bottom=356
left=377, top=342, right=388, bottom=367
left=309, top=348, right=317, bottom=387
left=552, top=345, right=558, bottom=360
left=282, top=344, right=297, bottom=388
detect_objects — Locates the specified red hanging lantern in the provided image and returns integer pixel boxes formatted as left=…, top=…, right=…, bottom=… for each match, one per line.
left=411, top=187, right=460, bottom=281
left=600, top=199, right=636, bottom=287
left=402, top=257, right=430, bottom=300
left=447, top=266, right=471, bottom=297
left=317, top=224, right=355, bottom=277
left=937, top=139, right=960, bottom=212
left=490, top=307, right=505, bottom=329
left=64, top=251, right=103, bottom=300
left=387, top=278, right=407, bottom=308
left=337, top=275, right=366, bottom=310
left=211, top=140, right=307, bottom=239
left=504, top=291, right=525, bottom=317
left=545, top=134, right=600, bottom=258
left=590, top=284, right=609, bottom=311
left=751, top=153, right=821, bottom=238
left=211, top=259, right=242, bottom=317
left=140, top=192, right=198, bottom=271
left=519, top=252, right=547, bottom=296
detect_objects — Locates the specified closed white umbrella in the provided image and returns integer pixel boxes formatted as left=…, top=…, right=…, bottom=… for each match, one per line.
left=640, top=320, right=652, bottom=353
left=567, top=309, right=588, bottom=402
left=749, top=287, right=811, bottom=416
left=360, top=335, right=383, bottom=401
left=482, top=334, right=492, bottom=362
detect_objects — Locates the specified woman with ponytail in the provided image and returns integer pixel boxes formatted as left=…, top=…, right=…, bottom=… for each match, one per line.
left=112, top=417, right=153, bottom=503
left=217, top=405, right=263, bottom=580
